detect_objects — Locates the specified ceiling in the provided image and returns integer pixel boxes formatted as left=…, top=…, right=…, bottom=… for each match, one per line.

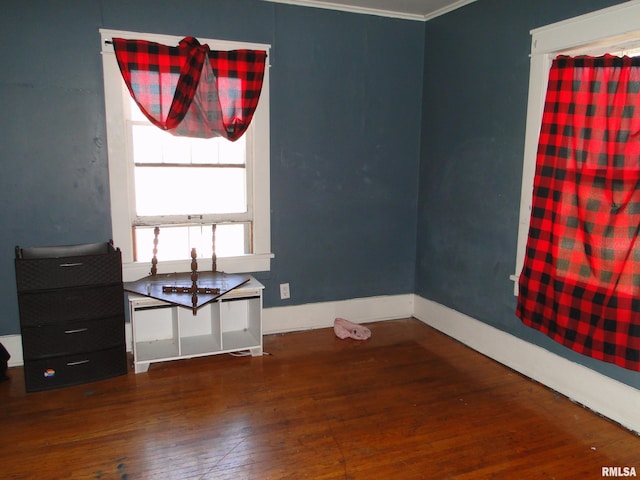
left=262, top=0, right=477, bottom=21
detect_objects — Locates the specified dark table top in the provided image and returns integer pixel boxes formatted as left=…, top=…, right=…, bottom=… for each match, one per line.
left=124, top=271, right=250, bottom=312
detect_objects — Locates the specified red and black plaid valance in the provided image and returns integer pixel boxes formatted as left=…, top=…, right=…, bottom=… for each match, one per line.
left=517, top=54, right=640, bottom=371
left=112, top=36, right=267, bottom=141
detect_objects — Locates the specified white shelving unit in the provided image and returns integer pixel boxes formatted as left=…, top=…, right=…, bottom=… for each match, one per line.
left=128, top=276, right=264, bottom=373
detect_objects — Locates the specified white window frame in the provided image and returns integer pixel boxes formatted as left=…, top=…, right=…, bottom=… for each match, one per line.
left=511, top=1, right=640, bottom=295
left=99, top=29, right=273, bottom=281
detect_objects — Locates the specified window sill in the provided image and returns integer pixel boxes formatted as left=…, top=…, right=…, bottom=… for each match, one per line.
left=121, top=253, right=274, bottom=282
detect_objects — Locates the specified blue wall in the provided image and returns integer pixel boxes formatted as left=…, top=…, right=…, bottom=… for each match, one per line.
left=0, top=1, right=423, bottom=333
left=416, top=0, right=640, bottom=388
left=3, top=0, right=639, bottom=389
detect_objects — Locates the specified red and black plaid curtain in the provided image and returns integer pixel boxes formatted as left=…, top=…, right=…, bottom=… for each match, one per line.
left=517, top=55, right=640, bottom=371
left=112, top=36, right=266, bottom=141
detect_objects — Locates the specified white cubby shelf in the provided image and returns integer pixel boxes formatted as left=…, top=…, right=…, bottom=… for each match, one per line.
left=128, top=276, right=264, bottom=373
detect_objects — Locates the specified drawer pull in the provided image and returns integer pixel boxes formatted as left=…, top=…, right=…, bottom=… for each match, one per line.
left=66, top=359, right=90, bottom=366
left=64, top=328, right=88, bottom=334
left=59, top=262, right=84, bottom=267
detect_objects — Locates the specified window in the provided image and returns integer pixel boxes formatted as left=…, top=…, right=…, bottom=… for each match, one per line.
left=128, top=95, right=251, bottom=260
left=100, top=29, right=272, bottom=280
left=511, top=2, right=640, bottom=294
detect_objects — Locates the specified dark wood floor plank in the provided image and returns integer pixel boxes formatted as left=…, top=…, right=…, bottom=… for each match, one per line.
left=2, top=318, right=638, bottom=479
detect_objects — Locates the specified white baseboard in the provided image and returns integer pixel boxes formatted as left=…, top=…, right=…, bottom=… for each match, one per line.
left=3, top=293, right=638, bottom=434
left=1, top=335, right=23, bottom=368
left=1, top=294, right=414, bottom=365
left=413, top=296, right=640, bottom=434
left=262, top=293, right=414, bottom=334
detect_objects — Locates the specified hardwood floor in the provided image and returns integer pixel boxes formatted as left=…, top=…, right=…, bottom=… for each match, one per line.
left=2, top=318, right=639, bottom=479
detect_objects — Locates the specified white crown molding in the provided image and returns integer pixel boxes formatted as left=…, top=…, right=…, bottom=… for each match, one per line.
left=262, top=0, right=424, bottom=20
left=261, top=0, right=477, bottom=22
left=422, top=0, right=477, bottom=21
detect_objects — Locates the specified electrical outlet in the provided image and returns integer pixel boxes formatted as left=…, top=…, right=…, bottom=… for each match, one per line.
left=280, top=283, right=290, bottom=300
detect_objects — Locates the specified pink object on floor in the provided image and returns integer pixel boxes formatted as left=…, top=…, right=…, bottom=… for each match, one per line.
left=333, top=318, right=371, bottom=340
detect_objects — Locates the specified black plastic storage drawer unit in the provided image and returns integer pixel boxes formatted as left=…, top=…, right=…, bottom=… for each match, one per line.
left=15, top=241, right=127, bottom=392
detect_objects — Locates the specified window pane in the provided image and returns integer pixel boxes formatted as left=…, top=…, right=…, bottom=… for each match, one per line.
left=191, top=134, right=246, bottom=165
left=162, top=134, right=197, bottom=164
left=134, top=224, right=249, bottom=262
left=132, top=125, right=244, bottom=165
left=132, top=125, right=165, bottom=163
left=131, top=99, right=246, bottom=167
left=217, top=135, right=245, bottom=165
left=134, top=167, right=246, bottom=216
